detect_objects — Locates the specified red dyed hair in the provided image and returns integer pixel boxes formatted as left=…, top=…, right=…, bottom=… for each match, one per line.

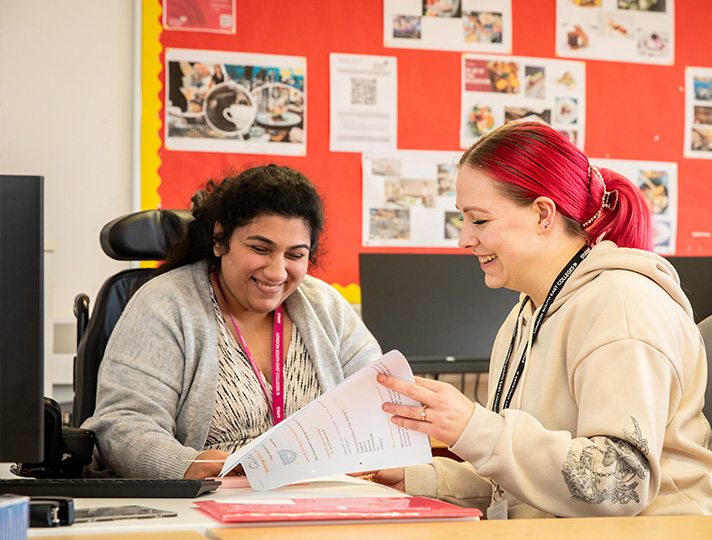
left=458, top=121, right=654, bottom=251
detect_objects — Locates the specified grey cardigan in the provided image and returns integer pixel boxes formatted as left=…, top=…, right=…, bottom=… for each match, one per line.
left=85, top=260, right=382, bottom=478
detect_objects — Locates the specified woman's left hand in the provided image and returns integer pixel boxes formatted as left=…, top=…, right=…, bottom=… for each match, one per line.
left=377, top=374, right=475, bottom=447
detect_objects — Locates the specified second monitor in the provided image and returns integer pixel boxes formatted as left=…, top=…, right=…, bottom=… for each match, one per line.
left=359, top=253, right=519, bottom=374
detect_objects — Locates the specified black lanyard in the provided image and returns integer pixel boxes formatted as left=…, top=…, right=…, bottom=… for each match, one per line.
left=491, top=245, right=591, bottom=413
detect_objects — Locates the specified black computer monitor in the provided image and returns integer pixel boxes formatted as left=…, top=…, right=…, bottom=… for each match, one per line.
left=666, top=256, right=712, bottom=323
left=359, top=253, right=520, bottom=374
left=0, top=175, right=44, bottom=462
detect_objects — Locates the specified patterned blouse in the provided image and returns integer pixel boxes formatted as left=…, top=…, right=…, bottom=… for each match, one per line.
left=204, top=286, right=321, bottom=453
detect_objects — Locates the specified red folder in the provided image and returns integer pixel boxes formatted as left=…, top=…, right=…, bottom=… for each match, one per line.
left=194, top=496, right=481, bottom=523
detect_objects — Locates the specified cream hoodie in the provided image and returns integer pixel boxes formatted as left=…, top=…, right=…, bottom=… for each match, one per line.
left=406, top=241, right=712, bottom=517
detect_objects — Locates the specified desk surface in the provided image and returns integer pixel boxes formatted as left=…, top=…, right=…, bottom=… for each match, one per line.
left=5, top=460, right=707, bottom=540
left=205, top=515, right=712, bottom=540
left=25, top=475, right=403, bottom=538
left=39, top=531, right=206, bottom=540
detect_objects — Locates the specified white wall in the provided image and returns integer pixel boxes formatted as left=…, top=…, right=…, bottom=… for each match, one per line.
left=1, top=0, right=135, bottom=400
left=0, top=1, right=134, bottom=321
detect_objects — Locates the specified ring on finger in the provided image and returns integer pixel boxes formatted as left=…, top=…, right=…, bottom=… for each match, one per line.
left=421, top=405, right=427, bottom=422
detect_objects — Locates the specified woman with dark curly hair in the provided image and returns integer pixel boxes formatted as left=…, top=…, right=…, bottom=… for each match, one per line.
left=87, top=165, right=382, bottom=480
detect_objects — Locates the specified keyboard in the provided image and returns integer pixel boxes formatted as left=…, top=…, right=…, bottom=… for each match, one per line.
left=0, top=477, right=221, bottom=498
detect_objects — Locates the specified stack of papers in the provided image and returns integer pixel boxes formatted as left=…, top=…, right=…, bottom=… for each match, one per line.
left=220, top=350, right=434, bottom=491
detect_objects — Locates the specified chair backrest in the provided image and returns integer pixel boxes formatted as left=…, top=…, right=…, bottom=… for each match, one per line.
left=72, top=209, right=192, bottom=427
left=698, top=315, right=712, bottom=424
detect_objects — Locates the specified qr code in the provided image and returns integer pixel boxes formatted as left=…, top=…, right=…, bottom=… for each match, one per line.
left=350, top=77, right=377, bottom=105
left=219, top=14, right=232, bottom=28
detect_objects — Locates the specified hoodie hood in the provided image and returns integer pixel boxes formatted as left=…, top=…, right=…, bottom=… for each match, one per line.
left=548, top=240, right=694, bottom=320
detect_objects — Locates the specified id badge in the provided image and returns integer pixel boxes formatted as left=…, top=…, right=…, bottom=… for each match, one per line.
left=487, top=480, right=508, bottom=520
left=486, top=498, right=508, bottom=520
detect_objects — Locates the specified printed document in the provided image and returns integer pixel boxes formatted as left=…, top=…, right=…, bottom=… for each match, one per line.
left=220, top=350, right=432, bottom=490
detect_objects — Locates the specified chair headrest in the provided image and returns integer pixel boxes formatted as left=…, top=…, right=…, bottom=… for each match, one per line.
left=100, top=209, right=193, bottom=261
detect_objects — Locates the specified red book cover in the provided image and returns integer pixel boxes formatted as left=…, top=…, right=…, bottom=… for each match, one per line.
left=194, top=497, right=481, bottom=523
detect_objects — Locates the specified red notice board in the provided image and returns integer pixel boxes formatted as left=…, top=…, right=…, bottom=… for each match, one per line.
left=144, top=0, right=712, bottom=291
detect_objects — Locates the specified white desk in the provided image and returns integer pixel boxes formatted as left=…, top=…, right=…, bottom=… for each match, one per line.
left=3, top=464, right=710, bottom=539
left=23, top=475, right=405, bottom=537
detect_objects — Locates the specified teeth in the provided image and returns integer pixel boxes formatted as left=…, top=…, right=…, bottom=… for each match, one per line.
left=256, top=281, right=281, bottom=291
left=478, top=254, right=497, bottom=264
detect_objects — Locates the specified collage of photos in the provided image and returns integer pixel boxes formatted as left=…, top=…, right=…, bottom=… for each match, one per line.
left=165, top=49, right=306, bottom=156
left=460, top=54, right=586, bottom=150
left=593, top=158, right=678, bottom=254
left=684, top=67, right=712, bottom=159
left=556, top=0, right=674, bottom=65
left=384, top=0, right=512, bottom=53
left=362, top=151, right=463, bottom=247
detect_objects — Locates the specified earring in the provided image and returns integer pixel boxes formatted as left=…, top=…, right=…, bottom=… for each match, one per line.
left=544, top=221, right=550, bottom=229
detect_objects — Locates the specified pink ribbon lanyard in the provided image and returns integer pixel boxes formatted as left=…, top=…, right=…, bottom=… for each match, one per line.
left=272, top=307, right=284, bottom=423
left=213, top=272, right=285, bottom=425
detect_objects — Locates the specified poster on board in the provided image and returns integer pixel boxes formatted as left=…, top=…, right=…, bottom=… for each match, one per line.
left=684, top=66, right=712, bottom=159
left=592, top=158, right=678, bottom=255
left=329, top=53, right=398, bottom=153
left=383, top=0, right=512, bottom=53
left=460, top=54, right=586, bottom=150
left=362, top=153, right=677, bottom=253
left=165, top=48, right=306, bottom=156
left=162, top=0, right=236, bottom=33
left=362, top=150, right=464, bottom=247
left=555, top=0, right=674, bottom=65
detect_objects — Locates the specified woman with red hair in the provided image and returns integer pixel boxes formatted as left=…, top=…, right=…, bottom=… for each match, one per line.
left=373, top=121, right=712, bottom=517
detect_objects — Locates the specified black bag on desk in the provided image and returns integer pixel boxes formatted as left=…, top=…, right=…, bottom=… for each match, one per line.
left=12, top=397, right=94, bottom=479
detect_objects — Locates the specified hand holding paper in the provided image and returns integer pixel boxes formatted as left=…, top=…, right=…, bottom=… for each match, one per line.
left=219, top=350, right=432, bottom=490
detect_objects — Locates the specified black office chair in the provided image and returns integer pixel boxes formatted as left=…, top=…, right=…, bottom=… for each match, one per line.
left=15, top=209, right=192, bottom=478
left=72, top=208, right=192, bottom=428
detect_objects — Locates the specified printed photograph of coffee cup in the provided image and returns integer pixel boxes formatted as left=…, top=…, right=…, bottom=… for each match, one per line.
left=203, top=82, right=256, bottom=137
left=223, top=104, right=254, bottom=130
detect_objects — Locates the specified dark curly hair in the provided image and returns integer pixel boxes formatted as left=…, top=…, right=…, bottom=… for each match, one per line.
left=157, top=165, right=324, bottom=275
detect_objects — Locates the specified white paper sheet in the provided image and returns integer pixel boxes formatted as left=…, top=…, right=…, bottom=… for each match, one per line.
left=684, top=66, right=712, bottom=160
left=555, top=0, right=674, bottom=66
left=460, top=53, right=586, bottom=151
left=329, top=53, right=398, bottom=153
left=220, top=350, right=433, bottom=491
left=362, top=150, right=464, bottom=247
left=384, top=0, right=512, bottom=53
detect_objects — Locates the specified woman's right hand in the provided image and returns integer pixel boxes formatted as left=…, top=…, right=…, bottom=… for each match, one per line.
left=184, top=449, right=244, bottom=479
left=366, top=467, right=406, bottom=492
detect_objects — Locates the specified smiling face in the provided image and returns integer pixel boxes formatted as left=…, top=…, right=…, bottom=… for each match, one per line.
left=215, top=214, right=311, bottom=315
left=456, top=165, right=543, bottom=296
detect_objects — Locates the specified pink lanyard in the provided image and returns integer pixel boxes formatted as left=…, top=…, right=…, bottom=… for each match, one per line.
left=212, top=272, right=285, bottom=425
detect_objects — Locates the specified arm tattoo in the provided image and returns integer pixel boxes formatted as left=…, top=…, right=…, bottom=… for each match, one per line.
left=561, top=417, right=650, bottom=505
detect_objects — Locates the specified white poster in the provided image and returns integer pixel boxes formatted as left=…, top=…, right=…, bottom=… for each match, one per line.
left=329, top=53, right=398, bottom=153
left=555, top=0, right=674, bottom=65
left=592, top=158, right=678, bottom=255
left=384, top=0, right=512, bottom=53
left=460, top=54, right=586, bottom=150
left=684, top=66, right=712, bottom=159
left=165, top=49, right=306, bottom=156
left=362, top=150, right=463, bottom=247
